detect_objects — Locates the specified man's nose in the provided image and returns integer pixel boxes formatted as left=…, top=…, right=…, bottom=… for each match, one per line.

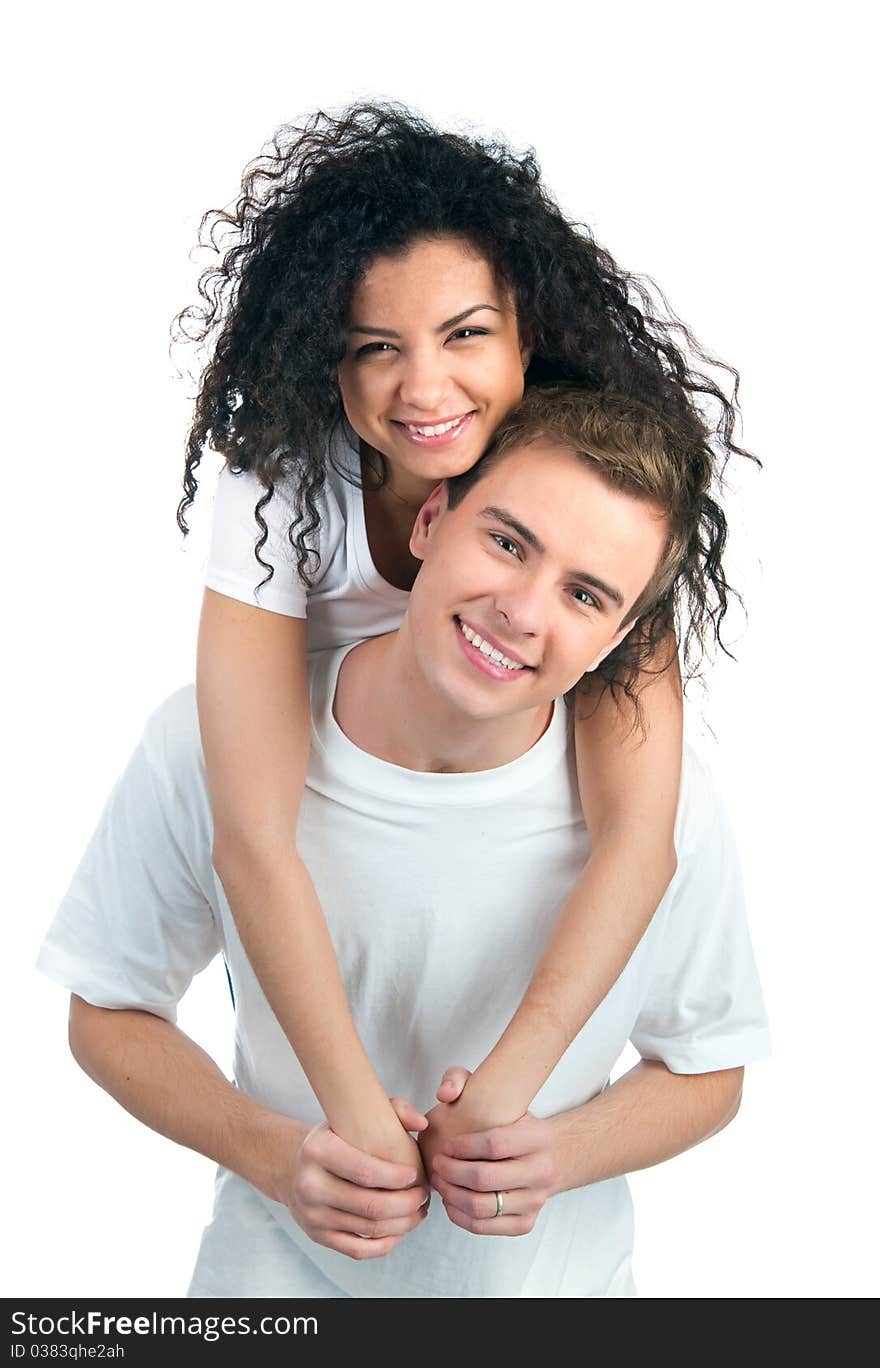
left=397, top=348, right=453, bottom=413
left=491, top=577, right=546, bottom=640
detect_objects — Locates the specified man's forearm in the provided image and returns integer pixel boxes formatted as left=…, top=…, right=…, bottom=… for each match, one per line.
left=68, top=995, right=303, bottom=1204
left=548, top=1059, right=744, bottom=1194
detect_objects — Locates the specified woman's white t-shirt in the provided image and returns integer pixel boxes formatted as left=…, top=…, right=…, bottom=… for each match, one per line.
left=205, top=431, right=410, bottom=649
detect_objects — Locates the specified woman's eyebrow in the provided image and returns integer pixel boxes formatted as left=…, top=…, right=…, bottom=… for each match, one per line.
left=348, top=304, right=502, bottom=338
left=436, top=304, right=502, bottom=331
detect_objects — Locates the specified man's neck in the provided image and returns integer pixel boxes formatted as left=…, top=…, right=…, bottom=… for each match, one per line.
left=332, top=625, right=552, bottom=774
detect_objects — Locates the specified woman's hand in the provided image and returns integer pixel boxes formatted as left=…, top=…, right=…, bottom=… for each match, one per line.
left=419, top=1065, right=528, bottom=1177
left=346, top=1101, right=429, bottom=1177
left=418, top=1069, right=493, bottom=1182
left=283, top=1097, right=431, bottom=1259
left=424, top=1067, right=560, bottom=1236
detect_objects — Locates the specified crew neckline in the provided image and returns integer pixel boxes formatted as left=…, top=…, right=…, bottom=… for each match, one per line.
left=309, top=642, right=571, bottom=807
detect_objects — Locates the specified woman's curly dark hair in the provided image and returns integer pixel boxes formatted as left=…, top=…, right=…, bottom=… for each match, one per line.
left=175, top=101, right=755, bottom=692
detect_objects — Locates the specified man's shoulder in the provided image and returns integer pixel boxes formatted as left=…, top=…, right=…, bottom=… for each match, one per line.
left=675, top=743, right=728, bottom=862
left=139, top=686, right=205, bottom=793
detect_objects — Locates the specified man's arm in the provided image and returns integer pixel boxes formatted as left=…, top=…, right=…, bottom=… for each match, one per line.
left=68, top=996, right=430, bottom=1259
left=549, top=1058, right=742, bottom=1191
left=426, top=1061, right=743, bottom=1234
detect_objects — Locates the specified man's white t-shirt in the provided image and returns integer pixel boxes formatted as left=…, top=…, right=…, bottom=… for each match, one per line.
left=205, top=431, right=410, bottom=649
left=38, top=646, right=770, bottom=1298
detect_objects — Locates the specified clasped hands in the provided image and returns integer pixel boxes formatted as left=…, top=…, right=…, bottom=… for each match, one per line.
left=285, top=1068, right=559, bottom=1261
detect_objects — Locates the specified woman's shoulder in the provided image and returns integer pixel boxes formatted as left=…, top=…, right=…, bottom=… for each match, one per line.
left=204, top=430, right=360, bottom=617
left=219, top=425, right=359, bottom=529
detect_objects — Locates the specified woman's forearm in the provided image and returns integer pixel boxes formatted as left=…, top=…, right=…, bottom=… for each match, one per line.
left=214, top=841, right=403, bottom=1157
left=67, top=995, right=304, bottom=1204
left=197, top=593, right=404, bottom=1161
left=465, top=661, right=682, bottom=1124
left=549, top=1060, right=744, bottom=1194
left=464, top=825, right=678, bottom=1122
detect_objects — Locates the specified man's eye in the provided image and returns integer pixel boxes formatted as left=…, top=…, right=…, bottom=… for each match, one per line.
left=491, top=533, right=520, bottom=557
left=571, top=587, right=598, bottom=608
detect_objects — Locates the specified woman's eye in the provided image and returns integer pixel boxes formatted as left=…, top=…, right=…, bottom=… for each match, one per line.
left=491, top=533, right=520, bottom=557
left=449, top=327, right=488, bottom=342
left=355, top=341, right=396, bottom=358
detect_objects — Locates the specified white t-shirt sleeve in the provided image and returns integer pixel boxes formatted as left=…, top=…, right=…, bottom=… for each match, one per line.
left=37, top=691, right=221, bottom=1023
left=630, top=763, right=771, bottom=1074
left=205, top=465, right=310, bottom=618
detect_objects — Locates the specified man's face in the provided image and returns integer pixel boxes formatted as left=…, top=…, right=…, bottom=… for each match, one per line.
left=407, top=442, right=669, bottom=720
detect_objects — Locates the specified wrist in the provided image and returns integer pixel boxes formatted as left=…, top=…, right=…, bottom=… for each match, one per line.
left=461, top=1063, right=533, bottom=1126
left=544, top=1106, right=596, bottom=1197
left=339, top=1100, right=416, bottom=1164
left=473, top=1000, right=574, bottom=1118
left=329, top=1085, right=403, bottom=1155
left=232, top=1107, right=310, bottom=1206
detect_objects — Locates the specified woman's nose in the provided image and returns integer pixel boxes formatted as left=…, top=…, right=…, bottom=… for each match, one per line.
left=397, top=350, right=453, bottom=413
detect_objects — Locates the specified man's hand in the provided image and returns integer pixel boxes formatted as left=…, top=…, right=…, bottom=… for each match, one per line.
left=283, top=1097, right=431, bottom=1260
left=423, top=1067, right=559, bottom=1236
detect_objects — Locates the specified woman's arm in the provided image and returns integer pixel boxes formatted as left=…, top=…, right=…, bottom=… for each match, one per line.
left=68, top=995, right=430, bottom=1258
left=457, top=652, right=683, bottom=1126
left=197, top=588, right=420, bottom=1168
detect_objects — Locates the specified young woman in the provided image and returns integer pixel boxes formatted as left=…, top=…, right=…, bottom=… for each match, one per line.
left=178, top=103, right=745, bottom=1176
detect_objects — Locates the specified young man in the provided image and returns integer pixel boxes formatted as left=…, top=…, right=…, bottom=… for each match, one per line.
left=38, top=388, right=769, bottom=1298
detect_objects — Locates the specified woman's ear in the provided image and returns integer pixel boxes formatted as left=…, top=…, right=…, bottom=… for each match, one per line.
left=409, top=481, right=449, bottom=562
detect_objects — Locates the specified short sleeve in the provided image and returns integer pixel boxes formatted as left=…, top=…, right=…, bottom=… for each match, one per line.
left=205, top=465, right=310, bottom=618
left=630, top=762, right=771, bottom=1074
left=37, top=690, right=222, bottom=1023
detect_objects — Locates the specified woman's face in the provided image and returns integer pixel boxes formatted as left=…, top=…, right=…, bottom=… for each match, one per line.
left=337, top=236, right=530, bottom=503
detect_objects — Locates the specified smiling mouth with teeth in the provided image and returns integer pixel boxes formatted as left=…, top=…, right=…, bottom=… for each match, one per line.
left=397, top=414, right=473, bottom=439
left=455, top=616, right=531, bottom=672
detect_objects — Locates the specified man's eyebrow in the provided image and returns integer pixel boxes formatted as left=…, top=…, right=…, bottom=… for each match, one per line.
left=479, top=505, right=625, bottom=609
left=348, top=304, right=502, bottom=338
left=480, top=505, right=545, bottom=554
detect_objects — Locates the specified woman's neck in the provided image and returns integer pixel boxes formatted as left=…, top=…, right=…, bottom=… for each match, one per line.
left=360, top=446, right=435, bottom=592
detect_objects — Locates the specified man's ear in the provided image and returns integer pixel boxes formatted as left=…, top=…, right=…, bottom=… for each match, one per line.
left=409, top=481, right=449, bottom=563
left=585, top=618, right=637, bottom=673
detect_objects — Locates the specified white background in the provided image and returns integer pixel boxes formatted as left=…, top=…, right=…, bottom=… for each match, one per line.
left=4, top=0, right=877, bottom=1299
